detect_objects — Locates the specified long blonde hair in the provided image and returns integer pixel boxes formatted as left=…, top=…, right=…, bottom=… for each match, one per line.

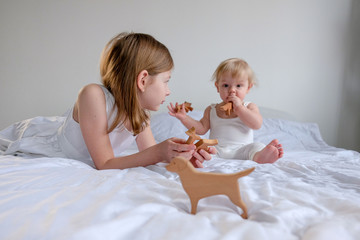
left=100, top=32, right=174, bottom=135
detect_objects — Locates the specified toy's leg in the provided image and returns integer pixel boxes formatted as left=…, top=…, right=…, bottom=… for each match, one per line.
left=229, top=196, right=248, bottom=218
left=190, top=198, right=199, bottom=214
left=228, top=187, right=248, bottom=219
left=240, top=206, right=248, bottom=219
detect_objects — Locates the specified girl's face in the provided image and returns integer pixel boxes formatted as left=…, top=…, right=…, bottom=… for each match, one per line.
left=215, top=71, right=252, bottom=102
left=139, top=70, right=171, bottom=111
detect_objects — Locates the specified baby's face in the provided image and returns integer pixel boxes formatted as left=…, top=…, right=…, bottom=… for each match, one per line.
left=215, top=72, right=252, bottom=102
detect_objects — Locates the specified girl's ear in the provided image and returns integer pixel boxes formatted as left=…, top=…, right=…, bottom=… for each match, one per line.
left=137, top=70, right=149, bottom=92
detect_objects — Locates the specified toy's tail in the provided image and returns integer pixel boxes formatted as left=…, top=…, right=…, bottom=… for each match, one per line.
left=234, top=167, right=255, bottom=179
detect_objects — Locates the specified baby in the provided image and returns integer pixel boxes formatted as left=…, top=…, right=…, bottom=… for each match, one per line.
left=168, top=58, right=283, bottom=164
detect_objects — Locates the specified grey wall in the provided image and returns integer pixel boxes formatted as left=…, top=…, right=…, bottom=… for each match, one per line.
left=0, top=0, right=358, bottom=151
left=337, top=0, right=360, bottom=152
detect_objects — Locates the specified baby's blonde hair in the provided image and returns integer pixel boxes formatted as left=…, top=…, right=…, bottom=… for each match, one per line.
left=212, top=58, right=256, bottom=85
left=100, top=32, right=174, bottom=135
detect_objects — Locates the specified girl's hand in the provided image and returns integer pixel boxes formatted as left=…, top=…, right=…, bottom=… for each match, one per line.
left=159, top=137, right=196, bottom=162
left=167, top=102, right=187, bottom=121
left=190, top=146, right=217, bottom=168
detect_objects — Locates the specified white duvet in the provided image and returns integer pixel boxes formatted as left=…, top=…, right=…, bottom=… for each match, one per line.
left=0, top=111, right=359, bottom=240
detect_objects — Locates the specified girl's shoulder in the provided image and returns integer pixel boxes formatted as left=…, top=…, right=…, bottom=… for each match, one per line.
left=78, top=84, right=105, bottom=98
left=76, top=84, right=108, bottom=114
left=77, top=84, right=114, bottom=105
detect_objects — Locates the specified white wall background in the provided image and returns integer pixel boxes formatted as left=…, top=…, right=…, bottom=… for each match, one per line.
left=1, top=0, right=359, bottom=151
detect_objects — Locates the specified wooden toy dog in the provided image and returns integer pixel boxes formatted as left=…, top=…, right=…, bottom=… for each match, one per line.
left=176, top=101, right=193, bottom=113
left=220, top=102, right=233, bottom=116
left=166, top=156, right=255, bottom=218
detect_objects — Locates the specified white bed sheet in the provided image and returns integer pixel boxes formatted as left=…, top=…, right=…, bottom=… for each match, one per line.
left=0, top=111, right=359, bottom=240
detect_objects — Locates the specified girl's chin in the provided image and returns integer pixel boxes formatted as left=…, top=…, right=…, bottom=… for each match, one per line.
left=147, top=105, right=160, bottom=111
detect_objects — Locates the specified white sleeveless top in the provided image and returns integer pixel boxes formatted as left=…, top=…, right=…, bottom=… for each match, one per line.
left=57, top=85, right=136, bottom=166
left=209, top=103, right=253, bottom=147
left=0, top=85, right=136, bottom=167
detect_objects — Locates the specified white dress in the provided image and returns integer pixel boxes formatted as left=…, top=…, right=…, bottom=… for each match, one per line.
left=0, top=85, right=136, bottom=167
left=209, top=103, right=265, bottom=160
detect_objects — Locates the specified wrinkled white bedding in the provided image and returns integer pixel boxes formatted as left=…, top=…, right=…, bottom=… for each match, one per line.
left=0, top=111, right=359, bottom=240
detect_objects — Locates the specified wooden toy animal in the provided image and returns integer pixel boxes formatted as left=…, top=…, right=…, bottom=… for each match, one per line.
left=176, top=101, right=193, bottom=113
left=166, top=156, right=255, bottom=218
left=184, top=127, right=218, bottom=168
left=185, top=127, right=201, bottom=144
left=220, top=102, right=233, bottom=116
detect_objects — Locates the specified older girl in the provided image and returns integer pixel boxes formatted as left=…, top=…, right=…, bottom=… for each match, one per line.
left=0, top=32, right=214, bottom=169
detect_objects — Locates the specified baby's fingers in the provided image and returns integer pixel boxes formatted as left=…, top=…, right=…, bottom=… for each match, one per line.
left=207, top=146, right=217, bottom=155
left=167, top=103, right=176, bottom=112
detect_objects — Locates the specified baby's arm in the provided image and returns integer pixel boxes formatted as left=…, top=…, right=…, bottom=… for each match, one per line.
left=233, top=101, right=263, bottom=129
left=168, top=103, right=211, bottom=135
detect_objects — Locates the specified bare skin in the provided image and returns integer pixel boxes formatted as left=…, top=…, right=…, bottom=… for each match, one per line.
left=168, top=71, right=284, bottom=164
left=72, top=70, right=214, bottom=170
left=253, top=139, right=284, bottom=164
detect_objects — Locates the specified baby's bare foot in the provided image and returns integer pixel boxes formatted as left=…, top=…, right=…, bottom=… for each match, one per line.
left=253, top=139, right=283, bottom=164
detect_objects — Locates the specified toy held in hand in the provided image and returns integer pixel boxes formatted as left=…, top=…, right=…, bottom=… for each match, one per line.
left=184, top=127, right=218, bottom=168
left=176, top=101, right=193, bottom=113
left=220, top=102, right=233, bottom=116
left=185, top=127, right=201, bottom=144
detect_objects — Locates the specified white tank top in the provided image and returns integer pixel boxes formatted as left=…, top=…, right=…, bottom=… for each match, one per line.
left=57, top=85, right=136, bottom=166
left=209, top=103, right=253, bottom=147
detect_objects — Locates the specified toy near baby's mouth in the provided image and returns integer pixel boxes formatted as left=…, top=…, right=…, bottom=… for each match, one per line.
left=220, top=102, right=233, bottom=116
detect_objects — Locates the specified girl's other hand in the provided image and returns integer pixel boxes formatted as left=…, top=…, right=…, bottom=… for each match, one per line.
left=159, top=137, right=196, bottom=162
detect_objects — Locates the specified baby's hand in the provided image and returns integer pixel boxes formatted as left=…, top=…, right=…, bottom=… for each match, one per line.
left=190, top=146, right=217, bottom=168
left=167, top=102, right=188, bottom=120
left=227, top=95, right=243, bottom=110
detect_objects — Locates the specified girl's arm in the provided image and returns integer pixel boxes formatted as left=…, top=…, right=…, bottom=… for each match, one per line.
left=100, top=137, right=196, bottom=170
left=76, top=84, right=116, bottom=168
left=75, top=84, right=206, bottom=170
left=168, top=103, right=211, bottom=135
left=135, top=119, right=215, bottom=169
left=135, top=123, right=156, bottom=151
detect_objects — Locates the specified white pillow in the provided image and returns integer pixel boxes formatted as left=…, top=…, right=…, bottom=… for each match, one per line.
left=150, top=110, right=329, bottom=151
left=150, top=111, right=209, bottom=143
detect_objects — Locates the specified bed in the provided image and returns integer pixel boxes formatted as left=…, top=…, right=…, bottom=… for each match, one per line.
left=0, top=109, right=359, bottom=240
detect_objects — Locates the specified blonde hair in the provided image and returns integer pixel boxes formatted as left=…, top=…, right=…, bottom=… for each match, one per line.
left=212, top=58, right=256, bottom=85
left=100, top=32, right=174, bottom=135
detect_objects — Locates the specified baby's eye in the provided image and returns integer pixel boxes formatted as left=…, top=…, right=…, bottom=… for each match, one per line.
left=237, top=84, right=241, bottom=88
left=223, top=84, right=229, bottom=88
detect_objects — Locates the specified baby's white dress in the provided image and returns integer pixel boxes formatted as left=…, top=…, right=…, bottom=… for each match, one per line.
left=209, top=103, right=265, bottom=160
left=0, top=85, right=136, bottom=167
